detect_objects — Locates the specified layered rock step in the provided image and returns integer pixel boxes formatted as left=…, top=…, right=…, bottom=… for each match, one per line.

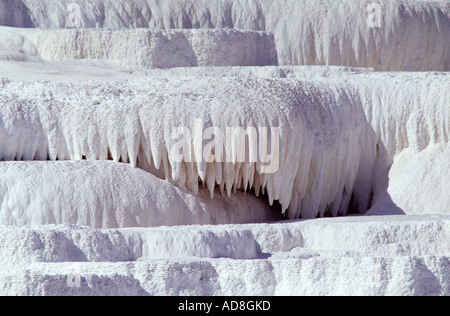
left=1, top=0, right=448, bottom=71
left=0, top=27, right=278, bottom=69
left=1, top=215, right=449, bottom=295
left=0, top=161, right=279, bottom=228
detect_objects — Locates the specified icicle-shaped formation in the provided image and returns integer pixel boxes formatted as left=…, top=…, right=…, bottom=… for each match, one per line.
left=0, top=74, right=448, bottom=218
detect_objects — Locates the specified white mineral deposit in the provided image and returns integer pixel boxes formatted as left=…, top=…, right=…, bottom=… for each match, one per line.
left=0, top=0, right=448, bottom=296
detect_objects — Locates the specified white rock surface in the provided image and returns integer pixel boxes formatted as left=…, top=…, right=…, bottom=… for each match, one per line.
left=0, top=72, right=448, bottom=218
left=0, top=26, right=277, bottom=69
left=0, top=62, right=375, bottom=82
left=1, top=215, right=450, bottom=295
left=0, top=161, right=279, bottom=228
left=1, top=0, right=448, bottom=71
left=0, top=0, right=449, bottom=297
left=0, top=76, right=377, bottom=219
left=369, top=144, right=450, bottom=216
